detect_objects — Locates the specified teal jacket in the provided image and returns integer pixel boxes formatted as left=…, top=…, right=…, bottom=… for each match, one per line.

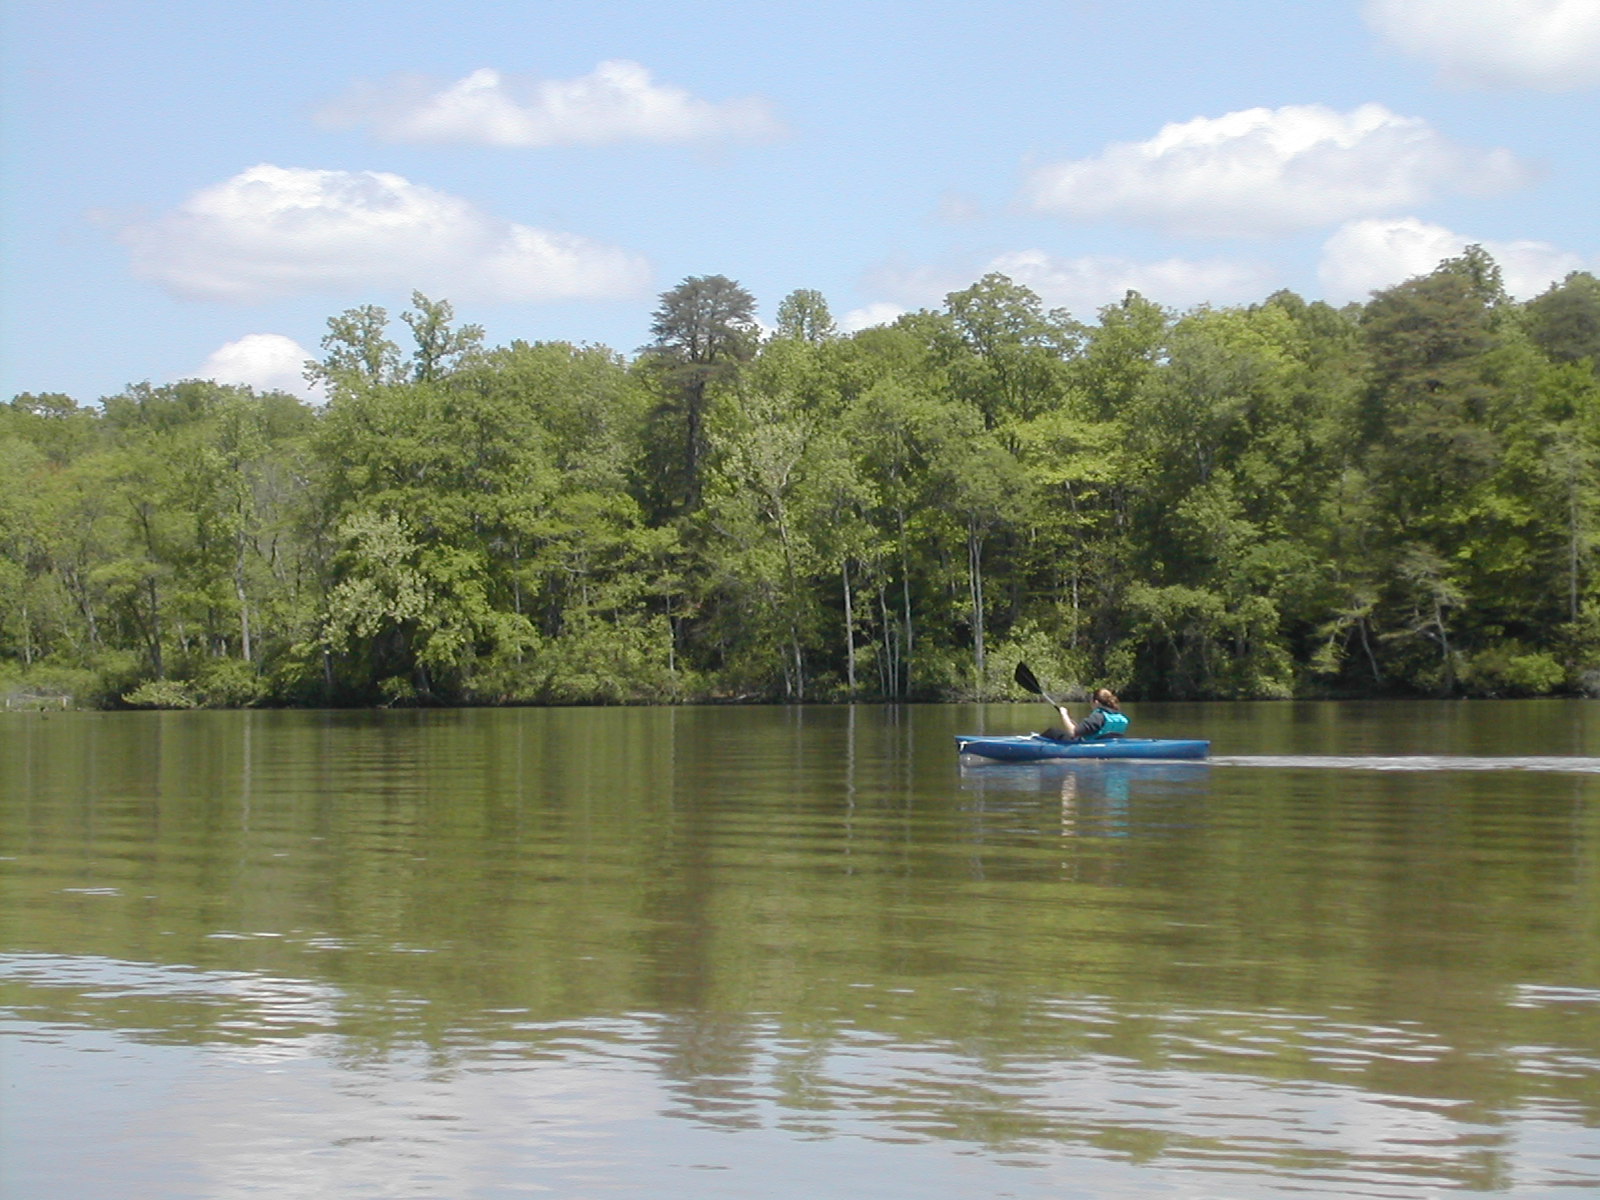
left=1075, top=706, right=1128, bottom=741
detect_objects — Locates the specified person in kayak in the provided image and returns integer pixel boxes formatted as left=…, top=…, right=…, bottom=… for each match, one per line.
left=1043, top=689, right=1128, bottom=742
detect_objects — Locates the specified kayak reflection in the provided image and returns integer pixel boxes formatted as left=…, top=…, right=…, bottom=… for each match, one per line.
left=958, top=759, right=1211, bottom=838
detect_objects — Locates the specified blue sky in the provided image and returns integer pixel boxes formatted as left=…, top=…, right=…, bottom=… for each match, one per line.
left=3, top=0, right=1598, bottom=402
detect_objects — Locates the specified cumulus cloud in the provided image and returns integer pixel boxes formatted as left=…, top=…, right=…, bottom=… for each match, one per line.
left=987, top=250, right=1279, bottom=315
left=120, top=164, right=651, bottom=304
left=197, top=333, right=323, bottom=400
left=1318, top=216, right=1587, bottom=300
left=1022, top=103, right=1529, bottom=237
left=839, top=302, right=908, bottom=332
left=319, top=61, right=784, bottom=147
left=1365, top=0, right=1600, bottom=90
left=864, top=251, right=1276, bottom=320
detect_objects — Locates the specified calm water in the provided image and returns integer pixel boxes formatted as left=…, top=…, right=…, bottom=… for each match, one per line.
left=2, top=701, right=1597, bottom=1199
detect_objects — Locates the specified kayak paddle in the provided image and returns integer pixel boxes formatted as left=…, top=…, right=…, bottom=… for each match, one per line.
left=1014, top=661, right=1065, bottom=709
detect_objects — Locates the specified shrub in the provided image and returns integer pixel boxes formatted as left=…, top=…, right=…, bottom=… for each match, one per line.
left=1460, top=644, right=1566, bottom=697
left=121, top=679, right=199, bottom=709
left=194, top=658, right=267, bottom=707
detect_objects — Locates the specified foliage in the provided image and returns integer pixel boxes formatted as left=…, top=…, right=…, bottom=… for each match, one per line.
left=5, top=257, right=1598, bottom=705
left=638, top=274, right=761, bottom=515
left=122, top=679, right=198, bottom=708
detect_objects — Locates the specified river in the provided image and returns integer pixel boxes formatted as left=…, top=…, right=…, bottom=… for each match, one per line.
left=2, top=701, right=1597, bottom=1198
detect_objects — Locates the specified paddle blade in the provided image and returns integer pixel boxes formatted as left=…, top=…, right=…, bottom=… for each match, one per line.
left=1014, top=661, right=1042, bottom=695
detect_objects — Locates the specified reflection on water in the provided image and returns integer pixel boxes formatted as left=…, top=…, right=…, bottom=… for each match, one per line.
left=7, top=949, right=1597, bottom=1199
left=2, top=703, right=1598, bottom=1199
left=959, top=761, right=1211, bottom=840
left=959, top=760, right=1211, bottom=795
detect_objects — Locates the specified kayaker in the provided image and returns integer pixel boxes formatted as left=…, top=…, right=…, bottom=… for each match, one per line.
left=1044, top=689, right=1128, bottom=742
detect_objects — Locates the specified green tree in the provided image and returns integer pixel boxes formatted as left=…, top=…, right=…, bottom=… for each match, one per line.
left=774, top=288, right=838, bottom=344
left=401, top=291, right=485, bottom=382
left=305, top=304, right=402, bottom=397
left=5, top=393, right=97, bottom=465
left=937, top=432, right=1029, bottom=689
left=1524, top=271, right=1600, bottom=368
left=1073, top=290, right=1169, bottom=420
left=0, top=435, right=48, bottom=666
left=846, top=372, right=950, bottom=697
left=640, top=275, right=760, bottom=514
left=1354, top=254, right=1515, bottom=691
left=697, top=395, right=818, bottom=696
left=937, top=273, right=1078, bottom=438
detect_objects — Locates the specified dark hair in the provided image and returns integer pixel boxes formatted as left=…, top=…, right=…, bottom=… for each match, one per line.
left=1094, top=688, right=1120, bottom=710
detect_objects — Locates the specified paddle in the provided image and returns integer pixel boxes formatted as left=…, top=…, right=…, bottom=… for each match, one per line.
left=1013, top=661, right=1065, bottom=709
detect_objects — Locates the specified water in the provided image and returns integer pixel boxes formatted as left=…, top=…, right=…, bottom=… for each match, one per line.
left=2, top=701, right=1597, bottom=1199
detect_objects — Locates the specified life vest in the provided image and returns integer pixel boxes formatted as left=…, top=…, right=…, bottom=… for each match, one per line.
left=1086, top=709, right=1129, bottom=739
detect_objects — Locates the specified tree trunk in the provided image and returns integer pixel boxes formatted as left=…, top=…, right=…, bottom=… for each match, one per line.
left=1434, top=599, right=1454, bottom=694
left=878, top=587, right=896, bottom=699
left=775, top=513, right=803, bottom=701
left=234, top=535, right=253, bottom=663
left=1359, top=617, right=1382, bottom=684
left=683, top=378, right=707, bottom=512
left=967, top=522, right=986, bottom=686
left=1571, top=479, right=1582, bottom=623
left=65, top=566, right=100, bottom=647
left=897, top=507, right=913, bottom=698
left=1067, top=483, right=1081, bottom=651
left=146, top=576, right=164, bottom=679
left=842, top=562, right=856, bottom=696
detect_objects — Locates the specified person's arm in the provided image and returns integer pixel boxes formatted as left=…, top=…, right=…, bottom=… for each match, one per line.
left=1054, top=705, right=1077, bottom=738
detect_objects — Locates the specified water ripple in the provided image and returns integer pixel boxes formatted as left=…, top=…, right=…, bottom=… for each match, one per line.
left=5, top=954, right=1598, bottom=1198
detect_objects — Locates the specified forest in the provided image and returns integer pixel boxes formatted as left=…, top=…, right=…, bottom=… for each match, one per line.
left=2, top=246, right=1598, bottom=708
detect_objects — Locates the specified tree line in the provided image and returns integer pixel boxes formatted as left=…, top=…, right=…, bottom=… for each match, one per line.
left=3, top=249, right=1598, bottom=708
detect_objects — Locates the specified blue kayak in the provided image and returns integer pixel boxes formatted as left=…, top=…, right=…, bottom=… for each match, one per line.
left=955, top=734, right=1210, bottom=762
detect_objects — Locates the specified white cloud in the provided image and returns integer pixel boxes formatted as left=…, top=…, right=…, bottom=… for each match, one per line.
left=988, top=250, right=1278, bottom=315
left=840, top=302, right=907, bottom=332
left=1318, top=216, right=1587, bottom=300
left=1365, top=0, right=1600, bottom=90
left=864, top=251, right=1276, bottom=320
left=121, top=164, right=651, bottom=304
left=197, top=333, right=324, bottom=400
left=319, top=61, right=784, bottom=147
left=861, top=261, right=973, bottom=311
left=1022, top=103, right=1529, bottom=237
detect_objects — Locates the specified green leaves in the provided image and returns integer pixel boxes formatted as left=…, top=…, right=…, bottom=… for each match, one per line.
left=640, top=275, right=762, bottom=515
left=6, top=257, right=1600, bottom=704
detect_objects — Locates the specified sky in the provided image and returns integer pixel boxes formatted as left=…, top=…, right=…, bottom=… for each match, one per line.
left=3, top=0, right=1598, bottom=403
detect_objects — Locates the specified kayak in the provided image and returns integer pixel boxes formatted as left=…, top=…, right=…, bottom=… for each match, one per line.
left=955, top=734, right=1210, bottom=762
left=957, top=735, right=1210, bottom=762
